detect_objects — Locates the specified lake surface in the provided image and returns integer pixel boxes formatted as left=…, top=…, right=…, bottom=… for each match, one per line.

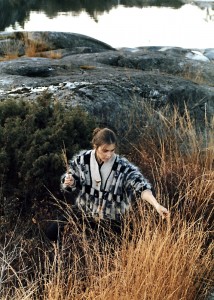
left=1, top=0, right=214, bottom=49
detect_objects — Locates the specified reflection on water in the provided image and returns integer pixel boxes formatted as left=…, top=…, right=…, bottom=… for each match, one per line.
left=1, top=0, right=214, bottom=48
left=0, top=0, right=187, bottom=31
left=195, top=0, right=214, bottom=21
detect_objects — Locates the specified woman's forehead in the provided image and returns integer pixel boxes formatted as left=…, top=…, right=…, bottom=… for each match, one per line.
left=100, top=144, right=115, bottom=151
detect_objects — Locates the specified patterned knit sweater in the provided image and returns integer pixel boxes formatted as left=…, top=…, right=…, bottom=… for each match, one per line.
left=61, top=149, right=152, bottom=221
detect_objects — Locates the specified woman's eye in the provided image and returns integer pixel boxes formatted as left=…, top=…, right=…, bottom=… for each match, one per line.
left=102, top=148, right=115, bottom=153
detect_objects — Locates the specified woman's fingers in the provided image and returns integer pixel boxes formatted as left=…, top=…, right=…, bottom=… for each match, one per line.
left=64, top=173, right=75, bottom=186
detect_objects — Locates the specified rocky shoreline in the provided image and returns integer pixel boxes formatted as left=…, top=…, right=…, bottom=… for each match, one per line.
left=0, top=31, right=213, bottom=130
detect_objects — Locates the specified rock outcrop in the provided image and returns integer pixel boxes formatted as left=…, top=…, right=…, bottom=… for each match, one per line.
left=0, top=31, right=213, bottom=130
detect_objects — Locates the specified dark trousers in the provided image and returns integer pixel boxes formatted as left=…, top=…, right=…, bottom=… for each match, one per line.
left=45, top=208, right=123, bottom=243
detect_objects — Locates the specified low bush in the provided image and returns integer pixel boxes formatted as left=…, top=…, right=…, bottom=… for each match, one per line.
left=0, top=93, right=95, bottom=221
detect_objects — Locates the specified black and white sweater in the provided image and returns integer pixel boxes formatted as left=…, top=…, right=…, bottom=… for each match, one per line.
left=61, top=149, right=152, bottom=221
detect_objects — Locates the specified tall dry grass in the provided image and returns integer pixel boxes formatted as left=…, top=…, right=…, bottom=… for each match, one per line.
left=0, top=104, right=213, bottom=299
left=1, top=212, right=212, bottom=300
left=0, top=35, right=61, bottom=61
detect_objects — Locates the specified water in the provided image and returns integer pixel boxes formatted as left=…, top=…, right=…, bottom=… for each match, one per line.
left=1, top=0, right=214, bottom=49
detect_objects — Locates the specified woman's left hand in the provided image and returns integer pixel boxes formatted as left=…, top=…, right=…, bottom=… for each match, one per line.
left=141, top=190, right=170, bottom=219
left=156, top=204, right=170, bottom=219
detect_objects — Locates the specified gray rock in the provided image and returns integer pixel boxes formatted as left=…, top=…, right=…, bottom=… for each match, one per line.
left=0, top=31, right=213, bottom=132
left=2, top=57, right=55, bottom=77
left=185, top=50, right=210, bottom=62
left=204, top=48, right=214, bottom=60
left=0, top=31, right=115, bottom=53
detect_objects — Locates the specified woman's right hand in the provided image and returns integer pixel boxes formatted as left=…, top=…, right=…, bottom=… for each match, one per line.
left=63, top=173, right=75, bottom=187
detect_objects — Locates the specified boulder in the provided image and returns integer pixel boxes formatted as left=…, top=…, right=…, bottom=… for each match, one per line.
left=0, top=31, right=213, bottom=131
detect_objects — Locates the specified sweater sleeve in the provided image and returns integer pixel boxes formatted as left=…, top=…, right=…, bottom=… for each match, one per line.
left=123, top=159, right=152, bottom=196
left=60, top=152, right=82, bottom=192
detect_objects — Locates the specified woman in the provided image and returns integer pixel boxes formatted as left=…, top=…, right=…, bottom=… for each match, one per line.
left=62, top=127, right=169, bottom=221
left=46, top=127, right=169, bottom=241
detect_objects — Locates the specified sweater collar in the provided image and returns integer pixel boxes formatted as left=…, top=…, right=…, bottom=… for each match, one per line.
left=90, top=149, right=116, bottom=190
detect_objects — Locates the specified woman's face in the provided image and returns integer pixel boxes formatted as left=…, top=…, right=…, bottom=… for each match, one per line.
left=96, top=143, right=116, bottom=163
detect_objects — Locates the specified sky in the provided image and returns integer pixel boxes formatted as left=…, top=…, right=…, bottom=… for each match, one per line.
left=5, top=4, right=214, bottom=49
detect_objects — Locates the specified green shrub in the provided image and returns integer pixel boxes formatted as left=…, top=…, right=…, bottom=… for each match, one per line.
left=0, top=93, right=95, bottom=219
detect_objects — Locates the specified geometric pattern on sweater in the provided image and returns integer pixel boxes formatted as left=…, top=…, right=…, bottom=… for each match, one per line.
left=61, top=149, right=152, bottom=221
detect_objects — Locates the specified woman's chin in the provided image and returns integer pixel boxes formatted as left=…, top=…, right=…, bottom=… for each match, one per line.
left=102, top=158, right=109, bottom=163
